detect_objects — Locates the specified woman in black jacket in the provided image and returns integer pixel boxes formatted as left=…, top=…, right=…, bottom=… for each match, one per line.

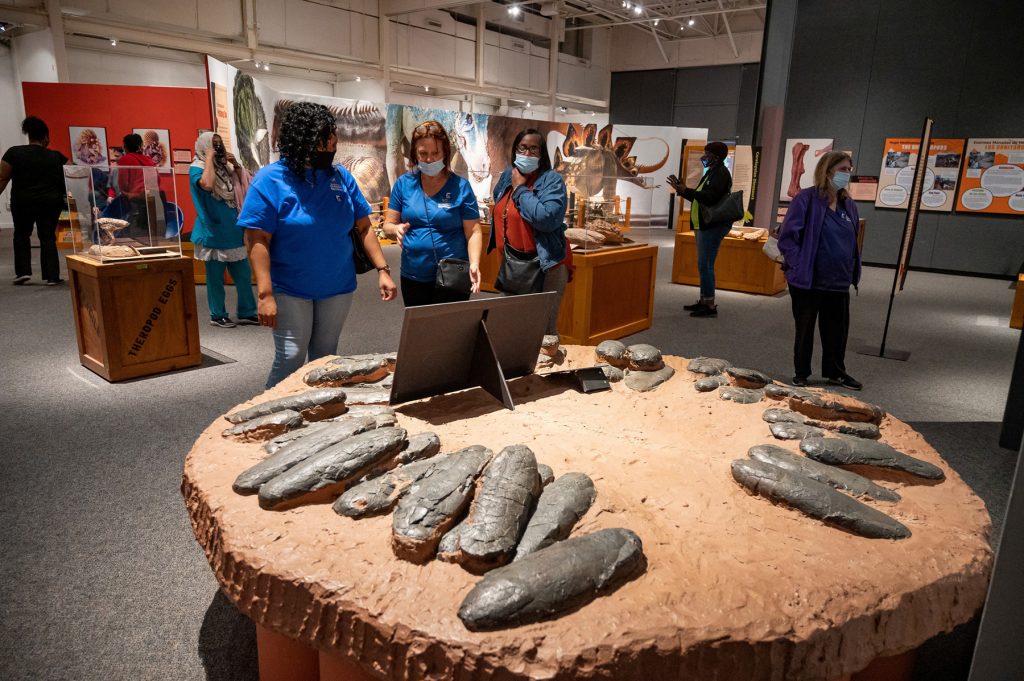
left=668, top=141, right=733, bottom=317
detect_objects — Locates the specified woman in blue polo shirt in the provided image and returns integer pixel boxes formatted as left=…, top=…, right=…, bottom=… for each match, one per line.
left=239, top=102, right=397, bottom=388
left=383, top=120, right=481, bottom=306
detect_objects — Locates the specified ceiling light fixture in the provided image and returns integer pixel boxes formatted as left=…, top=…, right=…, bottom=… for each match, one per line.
left=109, top=38, right=117, bottom=46
left=262, top=62, right=270, bottom=71
left=679, top=23, right=685, bottom=30
left=653, top=18, right=659, bottom=26
left=688, top=17, right=695, bottom=26
left=633, top=5, right=643, bottom=15
left=424, top=85, right=429, bottom=92
left=508, top=5, right=521, bottom=16
left=355, top=76, right=361, bottom=82
left=525, top=101, right=531, bottom=108
left=558, top=106, right=567, bottom=113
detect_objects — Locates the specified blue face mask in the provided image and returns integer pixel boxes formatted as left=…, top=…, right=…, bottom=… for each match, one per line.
left=418, top=159, right=445, bottom=177
left=831, top=171, right=851, bottom=191
left=514, top=154, right=540, bottom=174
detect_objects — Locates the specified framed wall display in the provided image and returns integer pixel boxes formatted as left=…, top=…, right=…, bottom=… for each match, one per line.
left=69, top=126, right=108, bottom=166
left=172, top=148, right=193, bottom=163
left=132, top=127, right=171, bottom=168
left=956, top=138, right=1024, bottom=215
left=848, top=175, right=879, bottom=202
left=779, top=138, right=833, bottom=202
left=875, top=138, right=964, bottom=212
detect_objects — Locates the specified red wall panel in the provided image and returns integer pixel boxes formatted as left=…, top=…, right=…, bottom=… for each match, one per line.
left=20, top=82, right=212, bottom=234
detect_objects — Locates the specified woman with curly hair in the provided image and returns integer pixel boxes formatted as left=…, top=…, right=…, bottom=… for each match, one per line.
left=383, top=120, right=481, bottom=306
left=239, top=102, right=397, bottom=388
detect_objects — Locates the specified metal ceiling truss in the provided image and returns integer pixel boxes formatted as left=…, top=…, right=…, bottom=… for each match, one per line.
left=556, top=0, right=765, bottom=44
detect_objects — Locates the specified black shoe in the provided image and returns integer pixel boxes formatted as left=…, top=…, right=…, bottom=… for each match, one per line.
left=827, top=374, right=863, bottom=390
left=12, top=275, right=30, bottom=285
left=690, top=305, right=717, bottom=317
left=236, top=315, right=260, bottom=326
left=683, top=300, right=705, bottom=312
left=45, top=279, right=64, bottom=286
left=792, top=376, right=809, bottom=387
left=210, top=317, right=237, bottom=328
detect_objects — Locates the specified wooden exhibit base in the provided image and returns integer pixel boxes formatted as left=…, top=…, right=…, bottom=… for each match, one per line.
left=479, top=223, right=502, bottom=294
left=66, top=254, right=202, bottom=382
left=557, top=243, right=657, bottom=345
left=1011, top=274, right=1023, bottom=330
left=671, top=230, right=786, bottom=295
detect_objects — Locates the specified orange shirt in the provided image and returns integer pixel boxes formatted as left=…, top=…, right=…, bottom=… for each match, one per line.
left=494, top=186, right=573, bottom=272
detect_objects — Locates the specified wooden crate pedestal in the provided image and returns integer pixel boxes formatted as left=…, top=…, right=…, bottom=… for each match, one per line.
left=67, top=254, right=202, bottom=382
left=671, top=230, right=786, bottom=295
left=557, top=243, right=658, bottom=345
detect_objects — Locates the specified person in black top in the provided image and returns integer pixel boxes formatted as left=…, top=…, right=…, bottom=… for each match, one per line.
left=667, top=141, right=733, bottom=317
left=0, top=116, right=69, bottom=285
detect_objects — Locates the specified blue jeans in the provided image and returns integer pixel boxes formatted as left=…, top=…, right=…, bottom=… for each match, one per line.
left=265, top=292, right=353, bottom=388
left=204, top=259, right=257, bottom=320
left=695, top=224, right=730, bottom=301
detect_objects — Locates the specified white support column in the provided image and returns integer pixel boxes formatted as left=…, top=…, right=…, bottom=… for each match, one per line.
left=547, top=15, right=558, bottom=112
left=475, top=3, right=484, bottom=88
left=46, top=0, right=69, bottom=82
left=241, top=0, right=258, bottom=51
left=378, top=10, right=392, bottom=101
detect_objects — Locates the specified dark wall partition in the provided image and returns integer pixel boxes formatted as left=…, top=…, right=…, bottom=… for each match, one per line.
left=780, top=0, right=1024, bottom=276
left=610, top=63, right=760, bottom=144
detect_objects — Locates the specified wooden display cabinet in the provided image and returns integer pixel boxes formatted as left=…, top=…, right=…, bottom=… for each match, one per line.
left=557, top=243, right=658, bottom=345
left=671, top=230, right=786, bottom=295
left=1011, top=274, right=1024, bottom=330
left=66, top=254, right=202, bottom=382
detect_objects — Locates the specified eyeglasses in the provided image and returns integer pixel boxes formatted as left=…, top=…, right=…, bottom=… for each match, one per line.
left=516, top=144, right=542, bottom=155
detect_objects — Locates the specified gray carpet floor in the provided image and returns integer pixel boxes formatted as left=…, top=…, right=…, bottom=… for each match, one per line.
left=0, top=230, right=1019, bottom=681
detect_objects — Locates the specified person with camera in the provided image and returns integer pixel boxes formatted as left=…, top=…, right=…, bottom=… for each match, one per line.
left=667, top=141, right=733, bottom=318
left=189, top=132, right=257, bottom=328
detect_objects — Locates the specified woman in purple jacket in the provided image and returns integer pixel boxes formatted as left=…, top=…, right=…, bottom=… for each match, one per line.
left=778, top=151, right=862, bottom=390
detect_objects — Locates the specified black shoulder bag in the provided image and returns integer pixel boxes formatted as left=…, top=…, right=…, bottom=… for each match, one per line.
left=698, top=168, right=745, bottom=225
left=422, top=188, right=472, bottom=296
left=494, top=186, right=544, bottom=295
left=336, top=168, right=375, bottom=274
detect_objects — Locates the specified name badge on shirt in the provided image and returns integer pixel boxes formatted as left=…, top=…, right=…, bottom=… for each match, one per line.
left=330, top=180, right=344, bottom=202
left=436, top=192, right=453, bottom=210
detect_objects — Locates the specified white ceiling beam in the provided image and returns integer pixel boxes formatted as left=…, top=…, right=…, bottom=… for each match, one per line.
left=564, top=3, right=765, bottom=31
left=717, top=0, right=738, bottom=57
left=380, top=0, right=482, bottom=17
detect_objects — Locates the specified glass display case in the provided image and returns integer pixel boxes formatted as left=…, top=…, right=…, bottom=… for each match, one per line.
left=63, top=164, right=183, bottom=263
left=564, top=177, right=659, bottom=254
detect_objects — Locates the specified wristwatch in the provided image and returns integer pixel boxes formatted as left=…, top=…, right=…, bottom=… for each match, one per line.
left=376, top=264, right=391, bottom=274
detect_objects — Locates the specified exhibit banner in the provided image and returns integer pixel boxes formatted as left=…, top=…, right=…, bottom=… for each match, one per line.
left=779, top=138, right=833, bottom=202
left=206, top=57, right=702, bottom=228
left=956, top=138, right=1024, bottom=215
left=848, top=175, right=878, bottom=202
left=875, top=138, right=964, bottom=212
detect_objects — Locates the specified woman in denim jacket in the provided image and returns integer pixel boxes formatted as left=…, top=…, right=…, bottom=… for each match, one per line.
left=488, top=128, right=570, bottom=335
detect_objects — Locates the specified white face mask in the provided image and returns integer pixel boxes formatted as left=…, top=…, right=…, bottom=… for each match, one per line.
left=831, top=170, right=851, bottom=191
left=418, top=159, right=445, bottom=177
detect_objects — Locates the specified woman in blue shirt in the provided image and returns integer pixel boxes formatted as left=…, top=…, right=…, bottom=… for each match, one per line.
left=239, top=102, right=397, bottom=388
left=382, top=120, right=481, bottom=306
left=189, top=132, right=256, bottom=328
left=778, top=151, right=862, bottom=390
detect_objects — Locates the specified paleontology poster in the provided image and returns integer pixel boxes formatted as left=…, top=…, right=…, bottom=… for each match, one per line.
left=132, top=128, right=171, bottom=168
left=779, top=138, right=833, bottom=202
left=69, top=126, right=108, bottom=166
left=956, top=138, right=1024, bottom=215
left=206, top=56, right=275, bottom=174
left=875, top=138, right=964, bottom=212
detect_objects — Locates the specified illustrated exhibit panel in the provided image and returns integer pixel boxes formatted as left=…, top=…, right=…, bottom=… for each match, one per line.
left=875, top=138, right=965, bottom=212
left=956, top=138, right=1024, bottom=215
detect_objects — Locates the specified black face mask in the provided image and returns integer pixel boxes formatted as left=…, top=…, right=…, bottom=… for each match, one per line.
left=310, top=150, right=335, bottom=170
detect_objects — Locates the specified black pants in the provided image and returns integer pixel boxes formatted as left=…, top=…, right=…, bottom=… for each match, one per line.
left=12, top=202, right=63, bottom=281
left=400, top=275, right=471, bottom=307
left=789, top=284, right=850, bottom=379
